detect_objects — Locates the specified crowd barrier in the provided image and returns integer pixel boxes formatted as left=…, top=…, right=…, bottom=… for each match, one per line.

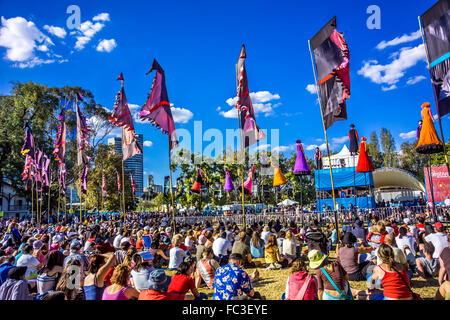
left=172, top=205, right=450, bottom=227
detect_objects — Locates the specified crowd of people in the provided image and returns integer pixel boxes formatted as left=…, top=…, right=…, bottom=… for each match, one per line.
left=0, top=210, right=449, bottom=300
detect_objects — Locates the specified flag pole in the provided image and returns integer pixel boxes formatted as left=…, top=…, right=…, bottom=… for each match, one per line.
left=418, top=16, right=450, bottom=175
left=308, top=40, right=340, bottom=240
left=57, top=184, right=61, bottom=223
left=121, top=159, right=126, bottom=223
left=237, top=110, right=246, bottom=229
left=47, top=168, right=51, bottom=225
left=35, top=180, right=39, bottom=227
left=168, top=136, right=176, bottom=232
left=31, top=180, right=34, bottom=225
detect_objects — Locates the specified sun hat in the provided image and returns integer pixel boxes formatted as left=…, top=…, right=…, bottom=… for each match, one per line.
left=148, top=269, right=171, bottom=291
left=403, top=218, right=411, bottom=225
left=138, top=251, right=154, bottom=261
left=308, top=249, right=327, bottom=269
left=33, top=240, right=43, bottom=249
left=198, top=235, right=207, bottom=245
left=165, top=227, right=172, bottom=233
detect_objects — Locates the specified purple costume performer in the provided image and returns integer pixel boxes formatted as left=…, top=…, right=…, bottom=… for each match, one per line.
left=224, top=168, right=235, bottom=191
left=293, top=140, right=311, bottom=176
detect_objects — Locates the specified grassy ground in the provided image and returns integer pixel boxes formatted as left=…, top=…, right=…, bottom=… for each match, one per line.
left=167, top=250, right=441, bottom=300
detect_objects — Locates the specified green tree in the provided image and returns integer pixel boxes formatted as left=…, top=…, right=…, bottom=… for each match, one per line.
left=380, top=128, right=398, bottom=168
left=366, top=131, right=383, bottom=169
left=398, top=141, right=428, bottom=182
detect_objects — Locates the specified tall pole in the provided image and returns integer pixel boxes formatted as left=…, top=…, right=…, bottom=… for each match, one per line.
left=168, top=136, right=176, bottom=232
left=47, top=168, right=51, bottom=225
left=309, top=40, right=340, bottom=240
left=35, top=181, right=40, bottom=227
left=237, top=110, right=246, bottom=229
left=427, top=155, right=437, bottom=220
left=418, top=16, right=450, bottom=175
left=79, top=172, right=82, bottom=224
left=31, top=180, right=34, bottom=225
left=121, top=160, right=126, bottom=224
left=57, top=187, right=61, bottom=224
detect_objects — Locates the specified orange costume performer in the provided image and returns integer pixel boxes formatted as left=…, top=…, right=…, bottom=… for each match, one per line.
left=356, top=137, right=374, bottom=173
left=416, top=102, right=444, bottom=154
left=272, top=163, right=287, bottom=187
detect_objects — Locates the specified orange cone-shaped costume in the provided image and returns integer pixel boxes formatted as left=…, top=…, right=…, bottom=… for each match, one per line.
left=191, top=168, right=203, bottom=193
left=272, top=163, right=287, bottom=187
left=416, top=102, right=444, bottom=154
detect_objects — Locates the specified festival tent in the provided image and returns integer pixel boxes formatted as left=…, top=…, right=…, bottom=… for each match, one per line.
left=278, top=199, right=299, bottom=206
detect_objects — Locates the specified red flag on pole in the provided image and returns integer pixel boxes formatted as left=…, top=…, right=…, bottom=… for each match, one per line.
left=102, top=170, right=108, bottom=197
left=116, top=171, right=121, bottom=194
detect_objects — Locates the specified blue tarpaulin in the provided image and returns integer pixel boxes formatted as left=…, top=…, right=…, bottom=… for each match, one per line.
left=317, top=197, right=376, bottom=211
left=315, top=168, right=374, bottom=190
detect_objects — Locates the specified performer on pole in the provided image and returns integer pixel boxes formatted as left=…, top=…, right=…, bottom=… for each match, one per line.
left=314, top=147, right=323, bottom=170
left=348, top=124, right=359, bottom=155
left=416, top=102, right=444, bottom=154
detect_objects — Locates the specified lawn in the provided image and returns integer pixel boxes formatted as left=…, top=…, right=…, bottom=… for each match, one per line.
left=167, top=252, right=441, bottom=300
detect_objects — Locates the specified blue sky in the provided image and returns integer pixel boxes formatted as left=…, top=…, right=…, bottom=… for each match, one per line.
left=0, top=0, right=448, bottom=186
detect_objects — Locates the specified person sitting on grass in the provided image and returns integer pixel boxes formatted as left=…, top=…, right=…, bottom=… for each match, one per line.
left=371, top=244, right=413, bottom=300
left=139, top=269, right=183, bottom=300
left=284, top=258, right=317, bottom=300
left=232, top=231, right=259, bottom=268
left=102, top=264, right=139, bottom=300
left=213, top=253, right=261, bottom=300
left=265, top=234, right=284, bottom=270
left=282, top=230, right=297, bottom=263
left=416, top=241, right=439, bottom=280
left=130, top=251, right=155, bottom=292
left=168, top=235, right=186, bottom=271
left=336, top=232, right=374, bottom=281
left=195, top=247, right=220, bottom=289
left=168, top=259, right=205, bottom=300
left=309, top=249, right=355, bottom=300
left=250, top=231, right=265, bottom=259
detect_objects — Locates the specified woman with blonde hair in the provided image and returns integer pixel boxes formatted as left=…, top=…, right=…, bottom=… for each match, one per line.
left=282, top=230, right=297, bottom=262
left=135, top=230, right=145, bottom=252
left=265, top=234, right=283, bottom=270
left=102, top=264, right=139, bottom=300
left=168, top=234, right=186, bottom=270
left=372, top=244, right=413, bottom=300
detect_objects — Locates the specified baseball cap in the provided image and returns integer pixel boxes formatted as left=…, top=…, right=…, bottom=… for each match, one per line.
left=434, top=222, right=444, bottom=231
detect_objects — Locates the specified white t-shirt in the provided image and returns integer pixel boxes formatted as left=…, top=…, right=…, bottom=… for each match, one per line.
left=113, top=235, right=123, bottom=249
left=261, top=231, right=274, bottom=245
left=16, top=254, right=40, bottom=279
left=168, top=247, right=186, bottom=269
left=212, top=238, right=232, bottom=257
left=425, top=233, right=449, bottom=259
left=444, top=198, right=450, bottom=206
left=395, top=235, right=416, bottom=256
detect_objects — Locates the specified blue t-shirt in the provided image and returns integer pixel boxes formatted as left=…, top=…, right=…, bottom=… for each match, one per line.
left=0, top=263, right=13, bottom=285
left=213, top=263, right=253, bottom=300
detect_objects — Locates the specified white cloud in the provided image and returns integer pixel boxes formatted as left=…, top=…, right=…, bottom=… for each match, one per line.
left=306, top=143, right=327, bottom=151
left=358, top=44, right=426, bottom=87
left=253, top=144, right=271, bottom=152
left=250, top=91, right=280, bottom=103
left=399, top=131, right=416, bottom=140
left=96, top=38, right=117, bottom=52
left=406, top=75, right=426, bottom=85
left=216, top=106, right=221, bottom=111
left=306, top=84, right=317, bottom=94
left=43, top=25, right=67, bottom=38
left=16, top=57, right=56, bottom=68
left=219, top=108, right=238, bottom=119
left=73, top=15, right=110, bottom=50
left=171, top=107, right=193, bottom=124
left=382, top=85, right=397, bottom=91
left=272, top=145, right=295, bottom=153
left=93, top=13, right=110, bottom=22
left=331, top=136, right=349, bottom=144
left=221, top=91, right=280, bottom=118
left=143, top=140, right=153, bottom=147
left=376, top=30, right=421, bottom=50
left=0, top=16, right=54, bottom=63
